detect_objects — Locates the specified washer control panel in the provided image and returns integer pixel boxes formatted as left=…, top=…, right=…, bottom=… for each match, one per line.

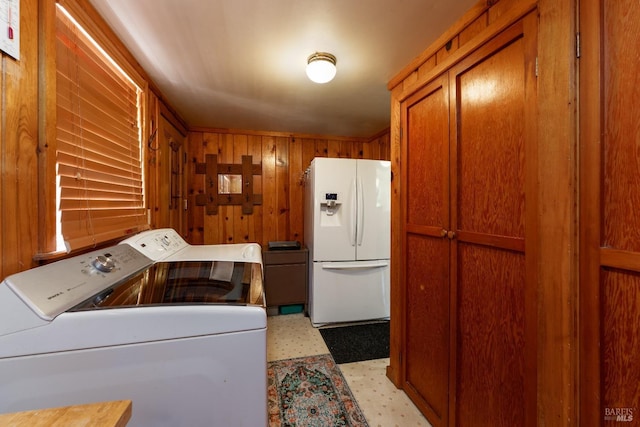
left=4, top=244, right=152, bottom=321
left=119, top=228, right=189, bottom=261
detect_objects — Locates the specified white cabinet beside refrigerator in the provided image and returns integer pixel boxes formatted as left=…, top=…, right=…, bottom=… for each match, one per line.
left=304, top=157, right=391, bottom=326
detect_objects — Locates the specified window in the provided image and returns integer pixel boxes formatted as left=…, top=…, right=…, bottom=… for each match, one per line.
left=55, top=4, right=148, bottom=252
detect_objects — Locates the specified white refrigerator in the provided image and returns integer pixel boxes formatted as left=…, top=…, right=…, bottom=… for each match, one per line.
left=304, top=157, right=391, bottom=326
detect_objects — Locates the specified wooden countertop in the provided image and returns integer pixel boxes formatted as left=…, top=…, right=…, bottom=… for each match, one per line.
left=0, top=400, right=132, bottom=427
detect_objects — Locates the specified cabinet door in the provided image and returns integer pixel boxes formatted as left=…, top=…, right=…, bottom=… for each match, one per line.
left=449, top=15, right=537, bottom=427
left=580, top=0, right=640, bottom=423
left=402, top=73, right=451, bottom=427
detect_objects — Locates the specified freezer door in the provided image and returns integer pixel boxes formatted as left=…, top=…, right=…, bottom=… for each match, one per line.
left=309, top=260, right=390, bottom=326
left=311, top=158, right=357, bottom=261
left=355, top=160, right=391, bottom=260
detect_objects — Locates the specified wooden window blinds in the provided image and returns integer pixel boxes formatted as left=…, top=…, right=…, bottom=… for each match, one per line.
left=56, top=5, right=148, bottom=251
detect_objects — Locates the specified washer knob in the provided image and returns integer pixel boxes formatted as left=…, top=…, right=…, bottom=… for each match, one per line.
left=92, top=255, right=115, bottom=273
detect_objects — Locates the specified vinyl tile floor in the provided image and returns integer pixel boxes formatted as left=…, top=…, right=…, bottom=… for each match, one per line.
left=267, top=313, right=432, bottom=427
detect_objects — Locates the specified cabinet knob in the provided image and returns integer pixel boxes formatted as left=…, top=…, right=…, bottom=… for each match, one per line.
left=447, top=230, right=456, bottom=239
left=440, top=229, right=448, bottom=238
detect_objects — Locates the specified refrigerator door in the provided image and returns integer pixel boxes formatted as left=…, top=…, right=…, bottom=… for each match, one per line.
left=355, top=160, right=391, bottom=261
left=311, top=158, right=357, bottom=262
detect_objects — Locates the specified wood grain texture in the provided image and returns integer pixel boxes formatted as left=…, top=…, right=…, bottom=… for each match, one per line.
left=581, top=1, right=640, bottom=425
left=578, top=0, right=603, bottom=422
left=388, top=0, right=491, bottom=90
left=602, top=269, right=640, bottom=414
left=187, top=131, right=205, bottom=244
left=455, top=244, right=526, bottom=427
left=1, top=0, right=39, bottom=277
left=38, top=0, right=59, bottom=255
left=387, top=84, right=404, bottom=386
left=453, top=31, right=526, bottom=240
left=233, top=134, right=249, bottom=242
left=185, top=131, right=389, bottom=247
left=219, top=133, right=234, bottom=243
left=393, top=6, right=539, bottom=427
left=0, top=400, right=132, bottom=427
left=406, top=77, right=449, bottom=229
left=404, top=234, right=450, bottom=426
left=602, top=0, right=640, bottom=253
left=536, top=0, right=578, bottom=425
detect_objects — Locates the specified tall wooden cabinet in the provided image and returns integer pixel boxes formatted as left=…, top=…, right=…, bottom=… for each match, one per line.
left=399, top=11, right=538, bottom=427
left=580, top=0, right=640, bottom=423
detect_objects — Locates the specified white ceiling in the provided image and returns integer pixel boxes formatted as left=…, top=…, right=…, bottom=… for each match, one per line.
left=88, top=0, right=478, bottom=138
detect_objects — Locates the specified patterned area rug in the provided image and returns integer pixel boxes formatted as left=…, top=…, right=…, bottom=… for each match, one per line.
left=268, top=354, right=369, bottom=426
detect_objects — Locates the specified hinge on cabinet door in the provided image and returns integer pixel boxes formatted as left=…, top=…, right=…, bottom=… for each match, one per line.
left=535, top=57, right=539, bottom=77
left=576, top=33, right=581, bottom=58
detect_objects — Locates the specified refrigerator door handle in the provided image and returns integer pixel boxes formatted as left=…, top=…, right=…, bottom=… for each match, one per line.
left=321, top=260, right=389, bottom=269
left=356, top=176, right=364, bottom=246
left=349, top=178, right=357, bottom=246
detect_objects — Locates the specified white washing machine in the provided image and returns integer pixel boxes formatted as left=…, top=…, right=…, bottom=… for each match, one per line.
left=0, top=229, right=267, bottom=426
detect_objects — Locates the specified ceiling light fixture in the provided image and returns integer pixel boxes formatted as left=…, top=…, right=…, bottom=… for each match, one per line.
left=306, top=52, right=337, bottom=84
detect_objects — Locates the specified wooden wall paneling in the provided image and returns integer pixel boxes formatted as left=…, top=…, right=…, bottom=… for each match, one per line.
left=275, top=136, right=290, bottom=241
left=219, top=133, right=234, bottom=243
left=261, top=136, right=277, bottom=245
left=159, top=114, right=186, bottom=234
left=536, top=0, right=578, bottom=424
left=361, top=140, right=372, bottom=160
left=203, top=132, right=221, bottom=244
left=300, top=138, right=316, bottom=247
left=288, top=137, right=304, bottom=243
left=156, top=116, right=170, bottom=229
left=184, top=131, right=386, bottom=247
left=368, top=139, right=376, bottom=160
left=353, top=141, right=364, bottom=159
left=2, top=0, right=38, bottom=278
left=38, top=0, right=58, bottom=257
left=301, top=138, right=316, bottom=172
left=187, top=131, right=205, bottom=244
left=146, top=93, right=159, bottom=229
left=248, top=135, right=263, bottom=245
left=327, top=139, right=341, bottom=158
left=314, top=138, right=328, bottom=157
left=231, top=134, right=249, bottom=242
left=340, top=140, right=353, bottom=158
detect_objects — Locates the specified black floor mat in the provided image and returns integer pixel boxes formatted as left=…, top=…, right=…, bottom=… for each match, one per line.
left=319, top=321, right=390, bottom=364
